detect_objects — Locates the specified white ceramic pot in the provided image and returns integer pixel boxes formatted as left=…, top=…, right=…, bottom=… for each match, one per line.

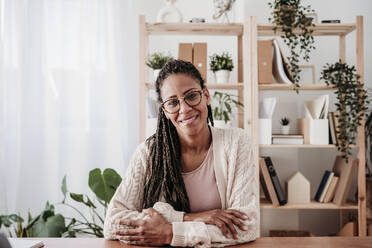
left=153, top=69, right=161, bottom=81
left=215, top=70, right=230, bottom=83
left=281, top=125, right=290, bottom=135
left=213, top=120, right=231, bottom=129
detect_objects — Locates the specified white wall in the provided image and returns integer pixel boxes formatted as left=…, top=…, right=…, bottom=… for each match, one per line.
left=134, top=0, right=372, bottom=236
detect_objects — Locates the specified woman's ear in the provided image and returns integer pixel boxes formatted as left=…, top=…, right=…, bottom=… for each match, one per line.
left=204, top=88, right=211, bottom=105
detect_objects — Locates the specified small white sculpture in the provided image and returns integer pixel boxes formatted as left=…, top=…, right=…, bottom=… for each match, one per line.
left=157, top=0, right=183, bottom=23
left=286, top=171, right=310, bottom=204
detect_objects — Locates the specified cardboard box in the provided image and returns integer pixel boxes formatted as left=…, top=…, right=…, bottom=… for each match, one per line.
left=178, top=43, right=193, bottom=63
left=193, top=43, right=207, bottom=80
left=297, top=118, right=329, bottom=145
left=258, top=40, right=273, bottom=84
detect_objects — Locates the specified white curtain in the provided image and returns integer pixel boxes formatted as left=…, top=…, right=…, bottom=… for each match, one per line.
left=0, top=0, right=139, bottom=216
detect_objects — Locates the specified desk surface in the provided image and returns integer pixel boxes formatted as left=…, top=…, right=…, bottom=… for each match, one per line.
left=23, top=237, right=372, bottom=248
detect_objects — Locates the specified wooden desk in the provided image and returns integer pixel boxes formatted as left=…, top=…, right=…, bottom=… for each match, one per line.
left=24, top=237, right=372, bottom=248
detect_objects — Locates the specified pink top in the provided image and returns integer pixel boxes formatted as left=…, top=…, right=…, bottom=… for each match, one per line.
left=182, top=144, right=222, bottom=213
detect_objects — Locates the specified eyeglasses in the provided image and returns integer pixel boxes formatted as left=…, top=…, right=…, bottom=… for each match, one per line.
left=161, top=90, right=203, bottom=114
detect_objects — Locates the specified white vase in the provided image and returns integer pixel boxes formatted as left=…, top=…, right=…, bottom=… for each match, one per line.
left=157, top=1, right=183, bottom=23
left=153, top=69, right=161, bottom=81
left=215, top=70, right=230, bottom=83
left=213, top=120, right=231, bottom=129
left=281, top=125, right=290, bottom=135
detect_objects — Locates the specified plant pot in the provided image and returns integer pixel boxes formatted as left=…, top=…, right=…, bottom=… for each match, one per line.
left=274, top=5, right=297, bottom=26
left=153, top=69, right=161, bottom=81
left=281, top=125, right=290, bottom=135
left=213, top=120, right=231, bottom=129
left=215, top=70, right=230, bottom=83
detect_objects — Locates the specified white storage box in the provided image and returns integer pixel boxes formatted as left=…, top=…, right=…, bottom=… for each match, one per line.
left=297, top=118, right=329, bottom=145
left=259, top=118, right=272, bottom=144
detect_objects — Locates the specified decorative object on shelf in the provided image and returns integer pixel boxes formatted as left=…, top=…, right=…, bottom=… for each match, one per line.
left=286, top=171, right=310, bottom=204
left=321, top=19, right=341, bottom=23
left=212, top=0, right=236, bottom=23
left=212, top=91, right=243, bottom=128
left=280, top=117, right=290, bottom=134
left=259, top=97, right=276, bottom=144
left=146, top=52, right=174, bottom=80
left=209, top=52, right=234, bottom=83
left=332, top=156, right=357, bottom=206
left=320, top=61, right=368, bottom=159
left=157, top=0, right=183, bottom=23
left=268, top=0, right=316, bottom=93
left=189, top=17, right=205, bottom=23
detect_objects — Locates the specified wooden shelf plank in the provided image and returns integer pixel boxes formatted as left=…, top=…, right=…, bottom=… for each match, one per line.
left=206, top=83, right=243, bottom=89
left=260, top=199, right=358, bottom=210
left=146, top=23, right=243, bottom=36
left=260, top=144, right=356, bottom=148
left=259, top=84, right=334, bottom=91
left=258, top=23, right=356, bottom=36
left=146, top=82, right=244, bottom=90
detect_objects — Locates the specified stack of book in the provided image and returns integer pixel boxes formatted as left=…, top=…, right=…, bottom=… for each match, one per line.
left=272, top=134, right=304, bottom=145
left=259, top=156, right=287, bottom=206
left=314, top=156, right=357, bottom=205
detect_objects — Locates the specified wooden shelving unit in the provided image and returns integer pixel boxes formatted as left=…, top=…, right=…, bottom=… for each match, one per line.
left=139, top=15, right=366, bottom=236
left=251, top=16, right=366, bottom=236
left=139, top=15, right=251, bottom=142
left=260, top=199, right=358, bottom=210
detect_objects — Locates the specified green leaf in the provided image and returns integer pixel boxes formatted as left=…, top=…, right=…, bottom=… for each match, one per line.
left=61, top=175, right=67, bottom=202
left=31, top=214, right=66, bottom=237
left=70, top=193, right=96, bottom=208
left=88, top=168, right=122, bottom=204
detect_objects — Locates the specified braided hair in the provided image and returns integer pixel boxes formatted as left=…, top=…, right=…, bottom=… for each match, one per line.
left=143, top=60, right=214, bottom=212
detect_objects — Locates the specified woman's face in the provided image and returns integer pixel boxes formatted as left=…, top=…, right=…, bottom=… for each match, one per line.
left=160, top=73, right=210, bottom=137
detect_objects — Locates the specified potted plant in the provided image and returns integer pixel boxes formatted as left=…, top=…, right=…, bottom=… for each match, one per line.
left=280, top=117, right=290, bottom=134
left=212, top=91, right=243, bottom=128
left=268, top=0, right=316, bottom=93
left=146, top=52, right=174, bottom=80
left=320, top=60, right=369, bottom=160
left=209, top=52, right=234, bottom=83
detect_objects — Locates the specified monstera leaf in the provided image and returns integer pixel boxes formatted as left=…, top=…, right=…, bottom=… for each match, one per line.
left=88, top=168, right=122, bottom=204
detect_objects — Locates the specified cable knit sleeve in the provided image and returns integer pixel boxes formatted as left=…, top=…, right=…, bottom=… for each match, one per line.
left=103, top=143, right=185, bottom=239
left=169, top=128, right=259, bottom=247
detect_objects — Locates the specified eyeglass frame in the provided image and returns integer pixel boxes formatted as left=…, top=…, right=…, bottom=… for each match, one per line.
left=161, top=89, right=205, bottom=114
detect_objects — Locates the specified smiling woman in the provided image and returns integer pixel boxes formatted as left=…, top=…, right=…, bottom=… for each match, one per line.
left=103, top=60, right=259, bottom=247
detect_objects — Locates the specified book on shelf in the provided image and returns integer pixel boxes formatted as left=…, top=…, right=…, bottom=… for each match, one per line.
left=332, top=111, right=341, bottom=143
left=259, top=157, right=279, bottom=206
left=328, top=112, right=337, bottom=145
left=319, top=171, right=334, bottom=202
left=323, top=176, right=339, bottom=203
left=332, top=156, right=358, bottom=206
left=272, top=39, right=294, bottom=85
left=264, top=156, right=287, bottom=205
left=178, top=43, right=193, bottom=63
left=258, top=40, right=273, bottom=84
left=272, top=134, right=304, bottom=145
left=314, top=170, right=332, bottom=202
left=193, top=43, right=207, bottom=80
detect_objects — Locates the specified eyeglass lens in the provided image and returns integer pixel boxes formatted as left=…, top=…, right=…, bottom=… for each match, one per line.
left=163, top=91, right=202, bottom=113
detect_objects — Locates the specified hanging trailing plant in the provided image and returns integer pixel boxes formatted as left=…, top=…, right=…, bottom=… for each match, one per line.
left=268, top=0, right=316, bottom=93
left=320, top=61, right=369, bottom=160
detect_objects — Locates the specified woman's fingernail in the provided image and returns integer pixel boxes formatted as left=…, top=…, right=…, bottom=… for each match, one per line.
left=242, top=226, right=248, bottom=231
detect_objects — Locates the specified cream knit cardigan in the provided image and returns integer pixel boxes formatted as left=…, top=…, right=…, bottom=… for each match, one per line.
left=104, top=127, right=259, bottom=247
